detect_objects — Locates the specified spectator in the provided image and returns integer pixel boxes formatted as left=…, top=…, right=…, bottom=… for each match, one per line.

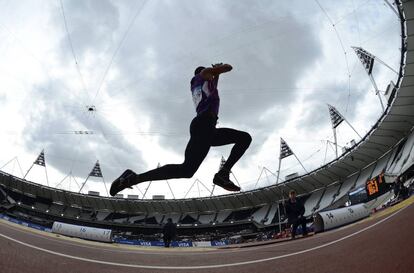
left=394, top=176, right=402, bottom=197
left=163, top=218, right=176, bottom=247
left=394, top=176, right=409, bottom=200
left=284, top=190, right=308, bottom=239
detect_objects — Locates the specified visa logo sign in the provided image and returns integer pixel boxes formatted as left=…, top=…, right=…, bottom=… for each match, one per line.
left=139, top=242, right=152, bottom=246
left=178, top=242, right=190, bottom=247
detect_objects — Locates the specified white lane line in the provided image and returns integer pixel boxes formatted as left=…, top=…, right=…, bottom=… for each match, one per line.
left=0, top=220, right=294, bottom=255
left=0, top=206, right=408, bottom=270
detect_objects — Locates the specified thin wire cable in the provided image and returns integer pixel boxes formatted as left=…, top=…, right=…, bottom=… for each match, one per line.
left=351, top=0, right=363, bottom=47
left=0, top=21, right=86, bottom=113
left=92, top=0, right=148, bottom=104
left=59, top=0, right=90, bottom=103
left=53, top=130, right=183, bottom=137
left=332, top=0, right=372, bottom=26
left=315, top=0, right=352, bottom=113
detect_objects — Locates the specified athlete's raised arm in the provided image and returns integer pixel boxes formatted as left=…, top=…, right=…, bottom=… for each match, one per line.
left=200, top=63, right=232, bottom=81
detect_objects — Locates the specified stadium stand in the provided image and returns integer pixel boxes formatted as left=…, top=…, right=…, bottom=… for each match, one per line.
left=79, top=209, right=94, bottom=220
left=332, top=173, right=359, bottom=204
left=198, top=213, right=216, bottom=224
left=162, top=213, right=180, bottom=224
left=251, top=204, right=270, bottom=223
left=34, top=202, right=49, bottom=212
left=105, top=212, right=129, bottom=222
left=143, top=216, right=158, bottom=225
left=154, top=214, right=164, bottom=224
left=353, top=163, right=376, bottom=190
left=49, top=203, right=65, bottom=215
left=112, top=217, right=129, bottom=224
left=0, top=186, right=13, bottom=204
left=264, top=204, right=278, bottom=225
left=180, top=214, right=198, bottom=224
left=64, top=206, right=81, bottom=218
left=96, top=210, right=111, bottom=221
left=371, top=153, right=392, bottom=177
left=304, top=188, right=324, bottom=216
left=216, top=210, right=232, bottom=223
left=388, top=131, right=414, bottom=174
left=317, top=183, right=341, bottom=212
left=224, top=208, right=257, bottom=222
left=127, top=215, right=146, bottom=224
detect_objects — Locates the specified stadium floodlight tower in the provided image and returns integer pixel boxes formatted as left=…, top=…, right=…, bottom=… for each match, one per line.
left=352, top=46, right=399, bottom=112
left=275, top=138, right=308, bottom=185
left=23, top=149, right=49, bottom=186
left=327, top=104, right=362, bottom=158
left=78, top=160, right=109, bottom=196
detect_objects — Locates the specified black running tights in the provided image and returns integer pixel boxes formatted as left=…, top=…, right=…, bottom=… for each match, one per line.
left=138, top=114, right=252, bottom=182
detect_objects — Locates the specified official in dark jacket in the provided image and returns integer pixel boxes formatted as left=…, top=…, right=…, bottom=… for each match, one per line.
left=284, top=190, right=308, bottom=239
left=163, top=218, right=176, bottom=247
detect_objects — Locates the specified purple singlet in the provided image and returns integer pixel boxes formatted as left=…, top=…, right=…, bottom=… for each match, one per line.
left=190, top=74, right=220, bottom=116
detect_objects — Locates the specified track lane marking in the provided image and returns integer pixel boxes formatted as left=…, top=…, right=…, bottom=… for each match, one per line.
left=0, top=219, right=295, bottom=255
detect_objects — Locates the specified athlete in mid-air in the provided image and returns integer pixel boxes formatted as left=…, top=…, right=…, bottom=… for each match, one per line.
left=110, top=63, right=252, bottom=196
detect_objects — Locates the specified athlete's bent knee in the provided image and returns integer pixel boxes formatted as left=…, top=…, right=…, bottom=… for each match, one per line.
left=241, top=132, right=252, bottom=148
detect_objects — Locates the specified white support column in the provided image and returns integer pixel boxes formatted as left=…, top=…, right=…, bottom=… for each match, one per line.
left=44, top=165, right=50, bottom=187
left=276, top=159, right=282, bottom=184
left=277, top=201, right=282, bottom=233
left=78, top=175, right=90, bottom=193
left=184, top=179, right=198, bottom=199
left=23, top=163, right=35, bottom=180
left=142, top=181, right=152, bottom=199
left=333, top=128, right=338, bottom=158
left=166, top=181, right=176, bottom=199
left=56, top=173, right=70, bottom=188
left=369, top=74, right=385, bottom=112
left=197, top=180, right=213, bottom=195
left=102, top=177, right=109, bottom=197
left=343, top=118, right=362, bottom=139
left=294, top=153, right=308, bottom=174
left=254, top=167, right=265, bottom=189
left=210, top=185, right=216, bottom=197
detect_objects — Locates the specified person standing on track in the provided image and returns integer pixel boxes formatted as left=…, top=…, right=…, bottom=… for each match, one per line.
left=110, top=63, right=252, bottom=196
left=163, top=218, right=176, bottom=248
left=284, top=190, right=308, bottom=239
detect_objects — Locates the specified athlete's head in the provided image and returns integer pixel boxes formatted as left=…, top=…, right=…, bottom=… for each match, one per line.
left=289, top=190, right=296, bottom=200
left=194, top=66, right=205, bottom=75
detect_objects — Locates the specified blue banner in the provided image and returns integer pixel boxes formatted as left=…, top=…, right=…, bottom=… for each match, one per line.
left=0, top=213, right=51, bottom=232
left=114, top=237, right=228, bottom=247
left=113, top=238, right=194, bottom=247
left=211, top=240, right=228, bottom=246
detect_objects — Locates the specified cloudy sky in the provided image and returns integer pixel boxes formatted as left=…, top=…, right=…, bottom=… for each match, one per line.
left=0, top=0, right=402, bottom=199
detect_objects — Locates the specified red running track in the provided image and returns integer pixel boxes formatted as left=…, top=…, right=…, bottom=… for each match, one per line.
left=0, top=199, right=413, bottom=273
